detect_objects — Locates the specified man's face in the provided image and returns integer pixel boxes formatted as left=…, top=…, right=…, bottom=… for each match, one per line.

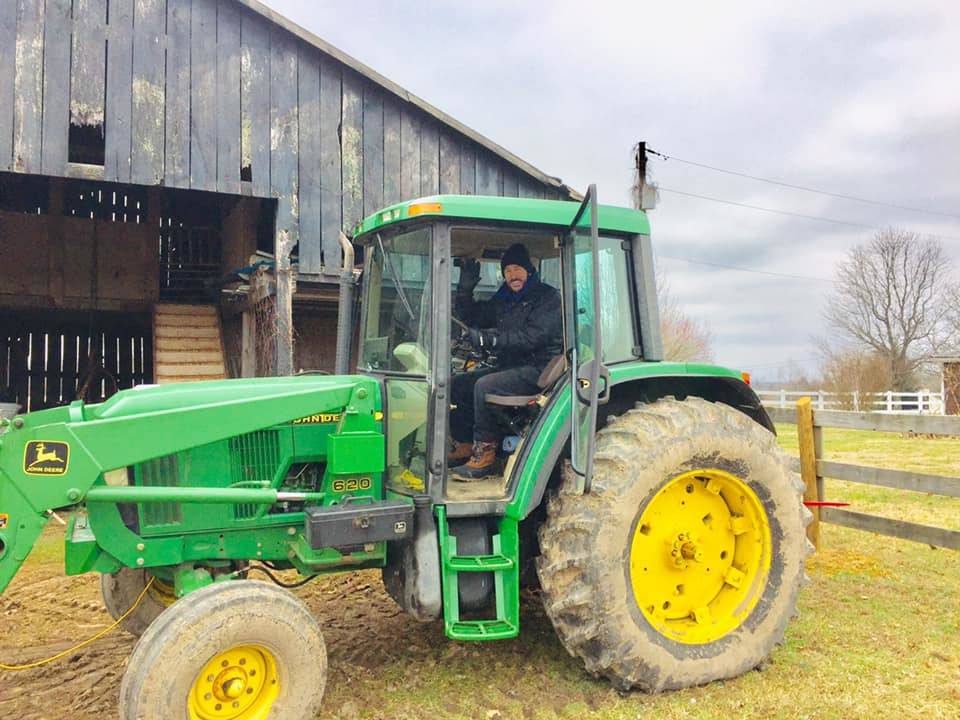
left=504, top=264, right=529, bottom=293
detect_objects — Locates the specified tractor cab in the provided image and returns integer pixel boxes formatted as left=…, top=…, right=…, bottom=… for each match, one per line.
left=350, top=189, right=662, bottom=508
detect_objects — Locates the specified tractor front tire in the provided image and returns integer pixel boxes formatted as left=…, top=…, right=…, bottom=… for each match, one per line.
left=537, top=397, right=812, bottom=692
left=119, top=580, right=327, bottom=720
left=101, top=568, right=176, bottom=637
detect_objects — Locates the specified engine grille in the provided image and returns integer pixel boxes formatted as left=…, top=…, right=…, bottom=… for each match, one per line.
left=229, top=430, right=280, bottom=520
left=139, top=455, right=182, bottom=526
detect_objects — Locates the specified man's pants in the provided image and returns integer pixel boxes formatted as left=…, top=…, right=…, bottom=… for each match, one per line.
left=450, top=366, right=541, bottom=443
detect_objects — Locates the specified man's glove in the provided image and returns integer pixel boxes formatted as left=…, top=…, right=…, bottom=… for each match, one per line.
left=466, top=327, right=497, bottom=350
left=457, top=258, right=481, bottom=294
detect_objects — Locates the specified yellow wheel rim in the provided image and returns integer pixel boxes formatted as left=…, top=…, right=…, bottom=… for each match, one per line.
left=188, top=644, right=280, bottom=720
left=629, top=468, right=772, bottom=644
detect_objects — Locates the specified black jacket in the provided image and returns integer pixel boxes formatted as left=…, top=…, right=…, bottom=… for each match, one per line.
left=456, top=279, right=563, bottom=372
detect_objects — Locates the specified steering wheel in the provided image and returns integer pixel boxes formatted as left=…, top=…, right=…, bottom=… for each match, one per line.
left=450, top=314, right=498, bottom=373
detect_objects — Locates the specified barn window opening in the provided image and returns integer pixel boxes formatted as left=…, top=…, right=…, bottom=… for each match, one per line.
left=68, top=122, right=106, bottom=166
left=158, top=189, right=224, bottom=301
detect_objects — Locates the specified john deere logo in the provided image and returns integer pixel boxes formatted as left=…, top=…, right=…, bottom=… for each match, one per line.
left=23, top=441, right=70, bottom=476
left=292, top=413, right=342, bottom=425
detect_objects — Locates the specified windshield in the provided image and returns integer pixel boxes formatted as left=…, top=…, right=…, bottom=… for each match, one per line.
left=360, top=227, right=433, bottom=374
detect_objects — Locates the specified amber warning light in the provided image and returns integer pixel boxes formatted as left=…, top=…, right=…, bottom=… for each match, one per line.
left=407, top=202, right=443, bottom=217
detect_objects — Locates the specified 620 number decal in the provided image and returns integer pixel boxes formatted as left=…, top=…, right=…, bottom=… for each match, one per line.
left=331, top=477, right=372, bottom=493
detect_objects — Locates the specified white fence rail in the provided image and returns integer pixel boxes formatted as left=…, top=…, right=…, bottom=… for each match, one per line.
left=756, top=389, right=944, bottom=415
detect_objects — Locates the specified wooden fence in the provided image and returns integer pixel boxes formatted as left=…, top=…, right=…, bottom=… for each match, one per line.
left=768, top=398, right=960, bottom=551
left=757, top=388, right=943, bottom=414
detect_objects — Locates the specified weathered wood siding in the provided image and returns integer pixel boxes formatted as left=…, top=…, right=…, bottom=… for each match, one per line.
left=0, top=0, right=566, bottom=275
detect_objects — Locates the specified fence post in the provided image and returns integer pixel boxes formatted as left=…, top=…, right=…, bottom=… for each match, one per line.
left=853, top=390, right=860, bottom=412
left=887, top=391, right=893, bottom=413
left=780, top=388, right=786, bottom=408
left=796, top=397, right=820, bottom=550
left=817, top=390, right=825, bottom=410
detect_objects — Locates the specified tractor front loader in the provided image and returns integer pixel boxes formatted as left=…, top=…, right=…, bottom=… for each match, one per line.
left=0, top=187, right=811, bottom=719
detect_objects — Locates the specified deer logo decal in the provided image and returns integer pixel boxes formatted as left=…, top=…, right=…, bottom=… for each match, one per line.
left=23, top=441, right=71, bottom=476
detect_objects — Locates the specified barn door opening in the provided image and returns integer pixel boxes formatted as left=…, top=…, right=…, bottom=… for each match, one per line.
left=0, top=308, right=153, bottom=412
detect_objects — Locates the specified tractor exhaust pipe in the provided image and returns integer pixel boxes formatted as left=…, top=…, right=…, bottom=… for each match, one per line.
left=335, top=232, right=356, bottom=375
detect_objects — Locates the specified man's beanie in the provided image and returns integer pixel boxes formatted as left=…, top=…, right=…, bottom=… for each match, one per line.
left=501, top=243, right=535, bottom=274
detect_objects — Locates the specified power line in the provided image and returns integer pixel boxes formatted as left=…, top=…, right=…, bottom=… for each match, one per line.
left=646, top=147, right=960, bottom=221
left=657, top=253, right=835, bottom=283
left=656, top=186, right=960, bottom=242
left=658, top=186, right=878, bottom=230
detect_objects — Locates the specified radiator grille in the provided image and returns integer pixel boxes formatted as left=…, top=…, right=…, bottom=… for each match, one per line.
left=229, top=430, right=280, bottom=520
left=139, top=455, right=182, bottom=526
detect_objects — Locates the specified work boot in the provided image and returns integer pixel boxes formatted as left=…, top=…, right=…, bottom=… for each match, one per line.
left=447, top=441, right=474, bottom=465
left=451, top=441, right=499, bottom=481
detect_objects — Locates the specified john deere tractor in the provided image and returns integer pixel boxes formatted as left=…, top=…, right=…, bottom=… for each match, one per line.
left=0, top=187, right=810, bottom=718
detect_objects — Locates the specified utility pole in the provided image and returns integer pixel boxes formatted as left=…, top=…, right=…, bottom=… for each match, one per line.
left=634, top=141, right=657, bottom=210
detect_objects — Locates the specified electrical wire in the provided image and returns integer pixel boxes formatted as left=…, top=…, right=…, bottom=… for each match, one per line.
left=246, top=563, right=321, bottom=589
left=658, top=186, right=880, bottom=231
left=656, top=187, right=960, bottom=243
left=646, top=147, right=960, bottom=221
left=0, top=577, right=156, bottom=671
left=657, top=253, right=835, bottom=283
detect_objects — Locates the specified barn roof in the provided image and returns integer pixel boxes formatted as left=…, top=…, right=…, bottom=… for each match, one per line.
left=238, top=0, right=577, bottom=200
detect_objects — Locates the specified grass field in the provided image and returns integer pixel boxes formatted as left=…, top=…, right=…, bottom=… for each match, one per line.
left=2, top=425, right=958, bottom=719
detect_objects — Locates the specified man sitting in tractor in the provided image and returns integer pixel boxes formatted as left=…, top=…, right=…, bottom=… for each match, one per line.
left=449, top=243, right=563, bottom=480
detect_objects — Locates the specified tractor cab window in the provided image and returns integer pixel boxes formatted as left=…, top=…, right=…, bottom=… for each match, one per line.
left=569, top=235, right=637, bottom=365
left=445, top=227, right=562, bottom=498
left=360, top=226, right=434, bottom=497
left=597, top=236, right=636, bottom=363
left=449, top=228, right=562, bottom=375
left=360, top=227, right=432, bottom=375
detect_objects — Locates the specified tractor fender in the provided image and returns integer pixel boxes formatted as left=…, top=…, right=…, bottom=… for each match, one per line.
left=509, top=367, right=773, bottom=522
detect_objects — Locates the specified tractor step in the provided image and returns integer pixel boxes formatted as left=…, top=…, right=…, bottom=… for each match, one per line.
left=447, top=554, right=514, bottom=572
left=448, top=619, right=518, bottom=641
left=436, top=506, right=520, bottom=642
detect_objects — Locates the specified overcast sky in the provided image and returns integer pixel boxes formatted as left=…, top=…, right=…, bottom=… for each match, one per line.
left=267, top=0, right=960, bottom=381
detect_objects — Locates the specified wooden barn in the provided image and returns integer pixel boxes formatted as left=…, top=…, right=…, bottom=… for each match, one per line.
left=0, top=0, right=574, bottom=412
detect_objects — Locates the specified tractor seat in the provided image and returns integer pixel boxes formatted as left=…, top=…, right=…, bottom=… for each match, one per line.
left=484, top=355, right=565, bottom=408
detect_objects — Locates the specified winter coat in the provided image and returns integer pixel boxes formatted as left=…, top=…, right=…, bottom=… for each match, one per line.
left=456, top=277, right=563, bottom=372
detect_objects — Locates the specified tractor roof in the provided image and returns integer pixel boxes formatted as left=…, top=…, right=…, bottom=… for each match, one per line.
left=353, top=195, right=650, bottom=239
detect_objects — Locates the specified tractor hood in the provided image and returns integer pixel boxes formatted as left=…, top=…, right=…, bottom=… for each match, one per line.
left=0, top=374, right=381, bottom=594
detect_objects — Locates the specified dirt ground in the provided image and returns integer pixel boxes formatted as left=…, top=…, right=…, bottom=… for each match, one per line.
left=2, top=508, right=958, bottom=719
left=0, top=535, right=447, bottom=719
left=1, top=523, right=573, bottom=719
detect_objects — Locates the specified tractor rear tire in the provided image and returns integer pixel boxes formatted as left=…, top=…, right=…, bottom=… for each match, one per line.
left=119, top=580, right=327, bottom=720
left=537, top=397, right=812, bottom=692
left=101, top=568, right=176, bottom=638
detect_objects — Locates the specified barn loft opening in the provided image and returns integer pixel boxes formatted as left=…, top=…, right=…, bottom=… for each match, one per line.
left=68, top=122, right=106, bottom=166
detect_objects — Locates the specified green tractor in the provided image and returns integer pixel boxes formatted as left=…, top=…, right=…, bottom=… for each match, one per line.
left=0, top=187, right=810, bottom=718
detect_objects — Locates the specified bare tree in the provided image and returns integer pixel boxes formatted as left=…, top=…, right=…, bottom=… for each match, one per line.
left=824, top=229, right=951, bottom=390
left=658, top=275, right=714, bottom=362
left=818, top=346, right=892, bottom=409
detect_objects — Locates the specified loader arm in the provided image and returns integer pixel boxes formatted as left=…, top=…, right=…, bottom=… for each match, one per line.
left=0, top=375, right=379, bottom=594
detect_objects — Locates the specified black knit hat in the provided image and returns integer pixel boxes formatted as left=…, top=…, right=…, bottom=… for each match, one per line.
left=500, top=243, right=535, bottom=274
